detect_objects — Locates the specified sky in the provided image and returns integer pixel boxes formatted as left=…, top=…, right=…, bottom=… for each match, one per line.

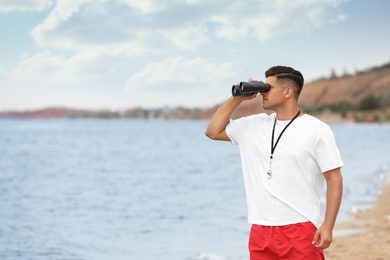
left=0, top=0, right=389, bottom=111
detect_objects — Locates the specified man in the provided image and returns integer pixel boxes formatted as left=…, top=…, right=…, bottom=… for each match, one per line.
left=205, top=66, right=343, bottom=259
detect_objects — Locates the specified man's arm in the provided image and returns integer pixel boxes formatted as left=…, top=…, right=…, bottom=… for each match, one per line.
left=312, top=167, right=343, bottom=249
left=205, top=94, right=256, bottom=141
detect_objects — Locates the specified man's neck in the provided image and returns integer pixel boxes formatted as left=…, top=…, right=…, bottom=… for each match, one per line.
left=276, top=108, right=301, bottom=120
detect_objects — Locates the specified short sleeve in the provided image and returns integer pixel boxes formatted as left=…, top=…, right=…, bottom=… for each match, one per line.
left=226, top=115, right=257, bottom=145
left=315, top=125, right=344, bottom=173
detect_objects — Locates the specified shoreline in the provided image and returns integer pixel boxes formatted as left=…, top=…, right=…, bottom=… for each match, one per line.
left=325, top=178, right=390, bottom=259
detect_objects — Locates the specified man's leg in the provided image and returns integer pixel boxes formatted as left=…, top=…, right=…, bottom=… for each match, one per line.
left=278, top=222, right=325, bottom=260
left=248, top=224, right=278, bottom=260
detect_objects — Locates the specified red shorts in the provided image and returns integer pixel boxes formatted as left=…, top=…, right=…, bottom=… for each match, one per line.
left=249, top=222, right=324, bottom=260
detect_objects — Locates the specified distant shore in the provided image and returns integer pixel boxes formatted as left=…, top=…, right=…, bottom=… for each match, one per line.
left=0, top=102, right=389, bottom=122
left=325, top=178, right=390, bottom=259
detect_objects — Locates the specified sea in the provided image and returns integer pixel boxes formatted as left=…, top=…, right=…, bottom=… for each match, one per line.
left=0, top=119, right=389, bottom=260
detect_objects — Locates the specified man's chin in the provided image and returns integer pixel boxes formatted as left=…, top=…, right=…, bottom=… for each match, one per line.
left=262, top=102, right=270, bottom=110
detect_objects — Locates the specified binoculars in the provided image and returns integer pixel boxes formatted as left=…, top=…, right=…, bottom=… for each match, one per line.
left=232, top=81, right=270, bottom=96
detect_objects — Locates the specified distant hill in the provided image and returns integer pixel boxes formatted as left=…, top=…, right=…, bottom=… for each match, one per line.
left=1, top=61, right=389, bottom=122
left=0, top=107, right=120, bottom=119
left=299, top=63, right=390, bottom=109
left=0, top=106, right=205, bottom=120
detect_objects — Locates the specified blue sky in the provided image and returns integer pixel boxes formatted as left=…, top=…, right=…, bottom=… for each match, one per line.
left=0, top=0, right=389, bottom=111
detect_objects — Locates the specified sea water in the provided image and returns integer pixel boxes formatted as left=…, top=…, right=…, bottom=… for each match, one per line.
left=0, top=119, right=389, bottom=260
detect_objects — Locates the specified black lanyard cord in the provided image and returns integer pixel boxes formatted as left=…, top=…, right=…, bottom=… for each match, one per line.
left=270, top=110, right=301, bottom=159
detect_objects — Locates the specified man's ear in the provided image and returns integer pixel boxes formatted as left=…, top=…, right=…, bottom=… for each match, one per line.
left=285, top=87, right=294, bottom=98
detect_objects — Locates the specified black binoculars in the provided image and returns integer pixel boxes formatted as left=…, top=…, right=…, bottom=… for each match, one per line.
left=232, top=81, right=270, bottom=96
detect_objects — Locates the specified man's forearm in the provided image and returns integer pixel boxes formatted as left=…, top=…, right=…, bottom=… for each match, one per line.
left=313, top=168, right=343, bottom=249
left=324, top=168, right=343, bottom=229
left=205, top=96, right=242, bottom=140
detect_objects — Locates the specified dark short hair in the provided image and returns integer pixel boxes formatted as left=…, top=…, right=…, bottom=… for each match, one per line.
left=265, top=66, right=304, bottom=96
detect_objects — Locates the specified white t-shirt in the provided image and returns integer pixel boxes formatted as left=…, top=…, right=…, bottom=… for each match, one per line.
left=225, top=113, right=343, bottom=228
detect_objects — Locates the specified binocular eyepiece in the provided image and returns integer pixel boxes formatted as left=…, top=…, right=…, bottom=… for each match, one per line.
left=232, top=81, right=270, bottom=96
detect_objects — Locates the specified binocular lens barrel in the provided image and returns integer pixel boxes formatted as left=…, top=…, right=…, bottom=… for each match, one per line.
left=231, top=81, right=270, bottom=96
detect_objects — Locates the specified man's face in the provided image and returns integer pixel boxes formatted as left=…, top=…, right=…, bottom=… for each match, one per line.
left=261, top=76, right=286, bottom=110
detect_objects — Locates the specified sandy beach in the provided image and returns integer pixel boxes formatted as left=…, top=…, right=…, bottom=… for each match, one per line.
left=325, top=180, right=390, bottom=260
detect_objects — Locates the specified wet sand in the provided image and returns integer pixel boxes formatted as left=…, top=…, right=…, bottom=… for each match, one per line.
left=325, top=181, right=390, bottom=260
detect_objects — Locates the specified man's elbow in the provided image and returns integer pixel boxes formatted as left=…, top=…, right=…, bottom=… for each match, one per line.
left=205, top=129, right=216, bottom=140
left=205, top=129, right=229, bottom=141
left=204, top=126, right=222, bottom=140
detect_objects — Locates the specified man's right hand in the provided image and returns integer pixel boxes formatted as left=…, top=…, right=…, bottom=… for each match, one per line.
left=233, top=77, right=258, bottom=101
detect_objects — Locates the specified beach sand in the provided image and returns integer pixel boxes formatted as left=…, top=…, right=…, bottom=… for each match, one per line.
left=325, top=181, right=390, bottom=260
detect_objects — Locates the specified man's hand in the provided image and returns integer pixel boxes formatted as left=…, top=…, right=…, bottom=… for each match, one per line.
left=312, top=224, right=333, bottom=249
left=233, top=77, right=258, bottom=101
left=205, top=77, right=258, bottom=141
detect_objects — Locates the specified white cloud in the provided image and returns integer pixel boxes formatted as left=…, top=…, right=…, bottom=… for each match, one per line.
left=212, top=0, right=348, bottom=41
left=119, top=0, right=165, bottom=14
left=29, top=0, right=348, bottom=53
left=31, top=0, right=92, bottom=50
left=1, top=0, right=352, bottom=109
left=31, top=0, right=187, bottom=53
left=5, top=50, right=118, bottom=87
left=159, top=25, right=209, bottom=51
left=124, top=56, right=238, bottom=107
left=0, top=0, right=52, bottom=12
